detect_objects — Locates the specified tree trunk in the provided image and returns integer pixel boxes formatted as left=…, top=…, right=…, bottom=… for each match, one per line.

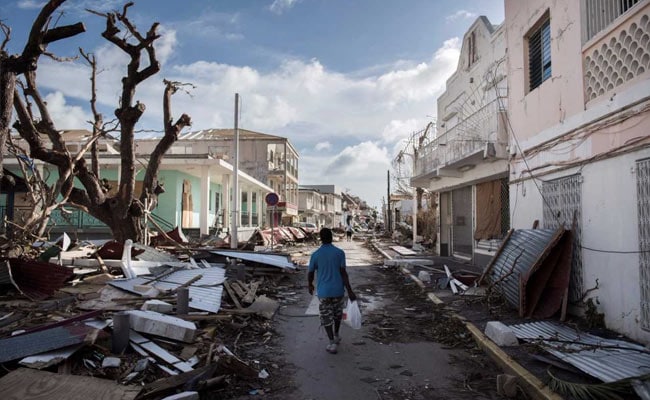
left=105, top=213, right=143, bottom=243
left=0, top=64, right=16, bottom=176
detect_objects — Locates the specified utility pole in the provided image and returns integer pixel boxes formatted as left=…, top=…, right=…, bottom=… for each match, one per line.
left=231, top=93, right=240, bottom=249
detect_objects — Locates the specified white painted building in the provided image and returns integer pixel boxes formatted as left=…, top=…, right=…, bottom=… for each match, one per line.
left=299, top=184, right=343, bottom=227
left=504, top=0, right=650, bottom=342
left=412, top=16, right=509, bottom=265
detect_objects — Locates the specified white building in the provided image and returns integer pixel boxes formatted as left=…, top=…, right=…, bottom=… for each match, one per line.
left=412, top=16, right=509, bottom=265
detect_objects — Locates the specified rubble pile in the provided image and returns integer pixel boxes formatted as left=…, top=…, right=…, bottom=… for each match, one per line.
left=0, top=229, right=309, bottom=399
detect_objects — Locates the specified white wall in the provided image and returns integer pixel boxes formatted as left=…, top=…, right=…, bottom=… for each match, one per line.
left=510, top=147, right=650, bottom=343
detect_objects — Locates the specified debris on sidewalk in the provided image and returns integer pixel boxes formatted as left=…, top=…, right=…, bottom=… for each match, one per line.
left=0, top=227, right=302, bottom=400
left=0, top=368, right=141, bottom=399
left=480, top=227, right=572, bottom=318
left=510, top=320, right=650, bottom=398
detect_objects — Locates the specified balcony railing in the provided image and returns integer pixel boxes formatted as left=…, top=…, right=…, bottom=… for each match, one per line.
left=414, top=98, right=504, bottom=177
left=583, top=1, right=649, bottom=102
left=0, top=206, right=179, bottom=233
left=0, top=206, right=107, bottom=231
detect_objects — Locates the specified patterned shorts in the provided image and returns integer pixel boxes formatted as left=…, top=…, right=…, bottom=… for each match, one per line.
left=319, top=296, right=344, bottom=327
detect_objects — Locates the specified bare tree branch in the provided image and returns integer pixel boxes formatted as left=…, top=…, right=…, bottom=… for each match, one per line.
left=1, top=22, right=10, bottom=51
left=141, top=80, right=192, bottom=208
left=80, top=47, right=103, bottom=177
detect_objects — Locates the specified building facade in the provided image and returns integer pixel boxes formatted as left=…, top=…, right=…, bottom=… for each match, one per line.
left=137, top=128, right=300, bottom=228
left=412, top=16, right=510, bottom=265
left=504, top=0, right=650, bottom=342
left=299, top=185, right=343, bottom=227
left=2, top=129, right=276, bottom=241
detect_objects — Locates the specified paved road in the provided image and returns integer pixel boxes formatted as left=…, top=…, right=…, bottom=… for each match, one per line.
left=274, top=239, right=489, bottom=400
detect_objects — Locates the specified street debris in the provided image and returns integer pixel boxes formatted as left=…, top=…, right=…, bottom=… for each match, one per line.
left=480, top=227, right=573, bottom=318
left=0, top=228, right=304, bottom=399
left=511, top=320, right=650, bottom=399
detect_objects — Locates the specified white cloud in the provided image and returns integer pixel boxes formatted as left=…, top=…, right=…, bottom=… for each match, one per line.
left=300, top=141, right=392, bottom=208
left=269, top=0, right=300, bottom=15
left=17, top=0, right=46, bottom=9
left=177, top=11, right=244, bottom=41
left=315, top=141, right=331, bottom=151
left=446, top=10, right=477, bottom=22
left=155, top=27, right=178, bottom=66
left=43, top=91, right=91, bottom=130
left=34, top=34, right=462, bottom=208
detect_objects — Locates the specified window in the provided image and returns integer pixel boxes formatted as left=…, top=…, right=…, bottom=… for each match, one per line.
left=527, top=15, right=552, bottom=91
left=467, top=31, right=477, bottom=68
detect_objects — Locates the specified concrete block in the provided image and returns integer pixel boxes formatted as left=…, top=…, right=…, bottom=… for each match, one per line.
left=127, top=310, right=197, bottom=343
left=162, top=391, right=199, bottom=400
left=417, top=271, right=431, bottom=282
left=485, top=321, right=519, bottom=347
left=142, top=300, right=174, bottom=314
left=102, top=357, right=121, bottom=368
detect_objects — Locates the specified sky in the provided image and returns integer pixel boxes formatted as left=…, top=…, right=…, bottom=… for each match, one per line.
left=1, top=0, right=504, bottom=209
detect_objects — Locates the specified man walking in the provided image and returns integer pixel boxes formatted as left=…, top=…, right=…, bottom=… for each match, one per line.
left=308, top=228, right=357, bottom=354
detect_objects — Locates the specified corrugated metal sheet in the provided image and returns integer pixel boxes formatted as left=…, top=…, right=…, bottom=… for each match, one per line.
left=211, top=250, right=297, bottom=270
left=510, top=321, right=650, bottom=382
left=4, top=258, right=74, bottom=300
left=486, top=229, right=559, bottom=309
left=109, top=267, right=225, bottom=313
left=0, top=324, right=96, bottom=363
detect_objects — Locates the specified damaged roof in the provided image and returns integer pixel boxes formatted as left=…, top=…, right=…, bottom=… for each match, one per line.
left=109, top=267, right=226, bottom=313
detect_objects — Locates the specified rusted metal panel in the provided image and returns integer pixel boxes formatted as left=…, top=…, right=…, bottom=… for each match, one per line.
left=0, top=324, right=97, bottom=363
left=3, top=258, right=74, bottom=300
left=485, top=228, right=569, bottom=316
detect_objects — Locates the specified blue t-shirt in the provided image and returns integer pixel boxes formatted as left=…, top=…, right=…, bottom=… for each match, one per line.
left=308, top=243, right=347, bottom=298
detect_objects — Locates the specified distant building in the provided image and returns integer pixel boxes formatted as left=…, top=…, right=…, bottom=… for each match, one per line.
left=136, top=128, right=300, bottom=229
left=299, top=185, right=343, bottom=227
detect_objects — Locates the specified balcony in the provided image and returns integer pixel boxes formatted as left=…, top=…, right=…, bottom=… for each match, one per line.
left=412, top=98, right=507, bottom=185
left=582, top=1, right=650, bottom=103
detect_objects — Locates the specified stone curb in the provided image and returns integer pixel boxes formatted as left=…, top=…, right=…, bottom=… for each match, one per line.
left=369, top=241, right=562, bottom=400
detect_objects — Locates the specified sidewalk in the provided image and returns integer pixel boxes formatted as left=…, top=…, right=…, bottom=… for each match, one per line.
left=369, top=238, right=563, bottom=400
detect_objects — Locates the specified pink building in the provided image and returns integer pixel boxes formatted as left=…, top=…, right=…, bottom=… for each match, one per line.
left=505, top=0, right=650, bottom=342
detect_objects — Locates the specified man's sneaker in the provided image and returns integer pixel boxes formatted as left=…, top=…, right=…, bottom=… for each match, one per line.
left=333, top=335, right=341, bottom=344
left=325, top=343, right=338, bottom=354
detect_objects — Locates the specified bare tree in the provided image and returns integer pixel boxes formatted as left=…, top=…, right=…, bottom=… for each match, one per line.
left=5, top=1, right=191, bottom=242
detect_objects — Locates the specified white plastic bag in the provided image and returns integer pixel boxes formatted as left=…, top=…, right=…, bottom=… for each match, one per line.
left=343, top=299, right=362, bottom=329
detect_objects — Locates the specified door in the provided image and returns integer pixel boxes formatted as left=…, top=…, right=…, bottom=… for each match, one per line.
left=451, top=186, right=473, bottom=258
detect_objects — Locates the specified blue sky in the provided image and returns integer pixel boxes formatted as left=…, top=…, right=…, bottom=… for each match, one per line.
left=1, top=0, right=504, bottom=209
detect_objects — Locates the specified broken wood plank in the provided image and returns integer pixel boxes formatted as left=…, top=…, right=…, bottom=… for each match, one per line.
left=241, top=281, right=261, bottom=304
left=129, top=331, right=193, bottom=373
left=0, top=368, right=140, bottom=399
left=95, top=254, right=109, bottom=274
left=230, top=281, right=247, bottom=299
left=477, top=229, right=514, bottom=285
left=138, top=364, right=218, bottom=400
left=223, top=282, right=243, bottom=309
left=177, top=314, right=232, bottom=322
left=449, top=279, right=459, bottom=295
